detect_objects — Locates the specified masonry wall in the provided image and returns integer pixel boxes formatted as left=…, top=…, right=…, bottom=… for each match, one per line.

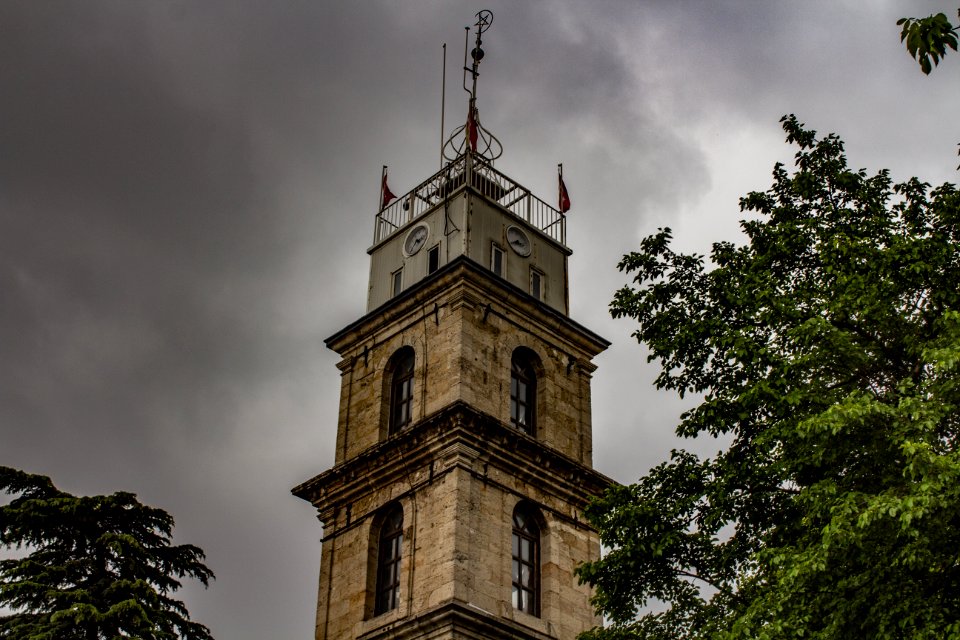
left=453, top=463, right=602, bottom=639
left=311, top=445, right=602, bottom=640
left=304, top=259, right=610, bottom=640
left=313, top=465, right=461, bottom=639
left=332, top=266, right=599, bottom=467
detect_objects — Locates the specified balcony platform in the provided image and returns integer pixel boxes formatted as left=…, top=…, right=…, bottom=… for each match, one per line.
left=374, top=153, right=566, bottom=248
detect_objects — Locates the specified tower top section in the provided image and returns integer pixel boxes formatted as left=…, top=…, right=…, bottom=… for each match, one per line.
left=368, top=10, right=570, bottom=315
left=368, top=155, right=569, bottom=313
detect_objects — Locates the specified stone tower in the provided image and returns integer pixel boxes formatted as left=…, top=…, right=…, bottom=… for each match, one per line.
left=292, top=12, right=611, bottom=640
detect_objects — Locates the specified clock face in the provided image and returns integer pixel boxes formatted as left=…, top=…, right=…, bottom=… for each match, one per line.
left=506, top=226, right=531, bottom=257
left=403, top=224, right=429, bottom=256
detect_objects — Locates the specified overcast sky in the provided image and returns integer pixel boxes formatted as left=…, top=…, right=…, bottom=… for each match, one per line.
left=2, top=1, right=958, bottom=638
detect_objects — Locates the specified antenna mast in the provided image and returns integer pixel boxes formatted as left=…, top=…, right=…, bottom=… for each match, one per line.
left=440, top=43, right=446, bottom=171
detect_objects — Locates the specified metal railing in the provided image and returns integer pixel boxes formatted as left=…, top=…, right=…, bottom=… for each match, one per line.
left=373, top=153, right=566, bottom=247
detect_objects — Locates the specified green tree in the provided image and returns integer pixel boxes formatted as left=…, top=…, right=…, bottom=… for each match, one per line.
left=577, top=116, right=960, bottom=640
left=898, top=11, right=958, bottom=74
left=1, top=466, right=215, bottom=640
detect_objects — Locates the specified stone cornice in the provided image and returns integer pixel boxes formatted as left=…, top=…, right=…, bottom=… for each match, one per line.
left=291, top=402, right=614, bottom=526
left=325, top=256, right=609, bottom=359
left=357, top=599, right=559, bottom=640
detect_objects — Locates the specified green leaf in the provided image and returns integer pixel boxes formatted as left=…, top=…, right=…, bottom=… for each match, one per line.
left=898, top=12, right=959, bottom=74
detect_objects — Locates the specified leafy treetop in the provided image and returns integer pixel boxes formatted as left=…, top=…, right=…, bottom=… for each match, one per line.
left=577, top=116, right=960, bottom=640
left=1, top=466, right=215, bottom=640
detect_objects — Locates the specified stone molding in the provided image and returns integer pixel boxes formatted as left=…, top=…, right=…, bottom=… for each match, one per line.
left=357, top=600, right=559, bottom=640
left=326, top=256, right=609, bottom=360
left=292, top=401, right=614, bottom=534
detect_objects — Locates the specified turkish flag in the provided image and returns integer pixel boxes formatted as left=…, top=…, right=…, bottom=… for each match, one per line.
left=381, top=173, right=397, bottom=210
left=467, top=106, right=478, bottom=152
left=558, top=174, right=571, bottom=213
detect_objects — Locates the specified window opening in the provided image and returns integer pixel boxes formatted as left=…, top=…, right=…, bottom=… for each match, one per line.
left=428, top=245, right=440, bottom=274
left=530, top=268, right=542, bottom=300
left=510, top=351, right=536, bottom=435
left=512, top=504, right=540, bottom=616
left=491, top=243, right=504, bottom=277
left=390, top=349, right=415, bottom=433
left=375, top=504, right=404, bottom=615
left=392, top=269, right=403, bottom=297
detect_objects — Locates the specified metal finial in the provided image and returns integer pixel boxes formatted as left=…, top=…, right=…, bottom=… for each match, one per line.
left=466, top=11, right=492, bottom=104
left=476, top=9, right=493, bottom=33
left=442, top=10, right=502, bottom=163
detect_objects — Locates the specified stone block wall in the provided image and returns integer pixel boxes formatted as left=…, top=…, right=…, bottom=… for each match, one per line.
left=301, top=259, right=611, bottom=640
left=329, top=262, right=603, bottom=467
left=311, top=445, right=602, bottom=640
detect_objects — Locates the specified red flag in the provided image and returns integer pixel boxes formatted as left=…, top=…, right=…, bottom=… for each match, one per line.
left=381, top=172, right=397, bottom=210
left=467, top=105, right=478, bottom=152
left=558, top=174, right=571, bottom=213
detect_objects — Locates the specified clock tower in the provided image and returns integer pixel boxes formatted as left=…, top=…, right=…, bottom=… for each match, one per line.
left=293, top=12, right=611, bottom=640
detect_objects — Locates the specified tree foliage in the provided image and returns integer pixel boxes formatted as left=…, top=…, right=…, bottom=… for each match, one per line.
left=577, top=116, right=960, bottom=640
left=898, top=11, right=958, bottom=75
left=0, top=466, right=215, bottom=640
left=897, top=10, right=960, bottom=170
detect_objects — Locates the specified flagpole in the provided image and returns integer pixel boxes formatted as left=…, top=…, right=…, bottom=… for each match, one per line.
left=558, top=163, right=563, bottom=209
left=379, top=165, right=387, bottom=211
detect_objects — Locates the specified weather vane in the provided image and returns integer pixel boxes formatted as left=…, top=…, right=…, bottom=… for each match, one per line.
left=443, top=9, right=503, bottom=162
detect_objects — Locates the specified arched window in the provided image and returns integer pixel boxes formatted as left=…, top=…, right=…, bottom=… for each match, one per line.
left=389, top=347, right=415, bottom=434
left=512, top=503, right=540, bottom=616
left=374, top=503, right=404, bottom=615
left=510, top=349, right=537, bottom=435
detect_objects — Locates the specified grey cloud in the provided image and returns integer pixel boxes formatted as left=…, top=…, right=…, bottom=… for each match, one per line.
left=2, top=2, right=958, bottom=638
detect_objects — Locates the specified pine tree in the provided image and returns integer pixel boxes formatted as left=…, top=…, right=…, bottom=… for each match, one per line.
left=1, top=466, right=215, bottom=640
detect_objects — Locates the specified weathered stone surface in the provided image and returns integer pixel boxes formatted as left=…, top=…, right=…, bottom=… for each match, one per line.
left=294, top=252, right=610, bottom=640
left=325, top=258, right=606, bottom=466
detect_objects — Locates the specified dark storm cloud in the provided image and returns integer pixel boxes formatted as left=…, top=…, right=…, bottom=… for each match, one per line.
left=1, top=3, right=340, bottom=634
left=0, top=2, right=289, bottom=455
left=2, top=2, right=958, bottom=638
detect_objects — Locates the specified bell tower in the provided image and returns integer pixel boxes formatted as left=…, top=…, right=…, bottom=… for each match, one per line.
left=293, top=12, right=611, bottom=640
